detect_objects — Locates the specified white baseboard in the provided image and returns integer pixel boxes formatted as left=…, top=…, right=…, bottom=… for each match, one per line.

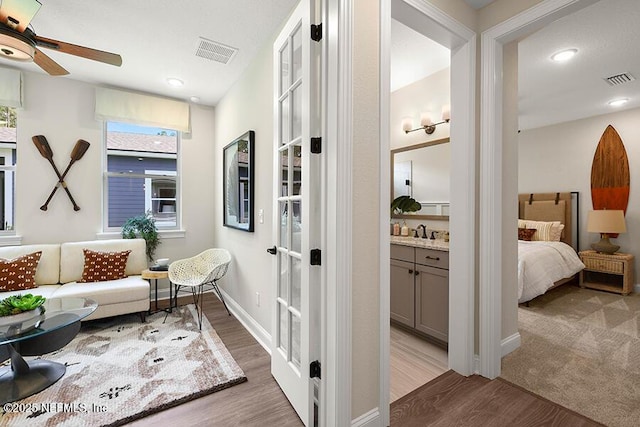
left=219, top=289, right=272, bottom=354
left=501, top=332, right=521, bottom=357
left=352, top=408, right=380, bottom=427
left=473, top=354, right=481, bottom=374
left=153, top=287, right=272, bottom=354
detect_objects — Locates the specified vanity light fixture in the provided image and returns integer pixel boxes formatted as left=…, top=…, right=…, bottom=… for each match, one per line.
left=551, top=48, right=577, bottom=62
left=608, top=98, right=629, bottom=107
left=403, top=104, right=451, bottom=135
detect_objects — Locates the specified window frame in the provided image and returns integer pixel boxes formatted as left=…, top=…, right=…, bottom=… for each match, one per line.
left=0, top=105, right=17, bottom=235
left=102, top=122, right=181, bottom=233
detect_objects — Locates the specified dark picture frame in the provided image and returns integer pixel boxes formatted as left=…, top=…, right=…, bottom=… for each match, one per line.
left=223, top=130, right=255, bottom=232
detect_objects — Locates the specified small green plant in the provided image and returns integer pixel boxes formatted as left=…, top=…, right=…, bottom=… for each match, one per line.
left=391, top=195, right=422, bottom=216
left=122, top=212, right=160, bottom=262
left=0, top=294, right=46, bottom=317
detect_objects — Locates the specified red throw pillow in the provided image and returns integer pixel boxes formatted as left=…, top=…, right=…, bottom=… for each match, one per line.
left=0, top=251, right=42, bottom=291
left=518, top=227, right=536, bottom=241
left=80, top=249, right=131, bottom=283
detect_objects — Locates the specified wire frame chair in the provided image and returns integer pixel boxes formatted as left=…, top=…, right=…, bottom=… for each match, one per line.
left=168, top=248, right=231, bottom=329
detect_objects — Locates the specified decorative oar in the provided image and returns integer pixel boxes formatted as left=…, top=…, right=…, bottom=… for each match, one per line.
left=32, top=136, right=90, bottom=211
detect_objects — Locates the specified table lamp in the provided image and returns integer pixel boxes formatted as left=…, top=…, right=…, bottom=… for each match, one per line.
left=587, top=209, right=626, bottom=254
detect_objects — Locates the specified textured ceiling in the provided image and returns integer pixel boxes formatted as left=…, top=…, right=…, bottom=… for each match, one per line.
left=0, top=0, right=298, bottom=106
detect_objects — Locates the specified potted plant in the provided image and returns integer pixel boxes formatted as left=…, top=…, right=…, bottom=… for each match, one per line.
left=122, top=212, right=160, bottom=262
left=0, top=294, right=46, bottom=326
left=391, top=195, right=422, bottom=216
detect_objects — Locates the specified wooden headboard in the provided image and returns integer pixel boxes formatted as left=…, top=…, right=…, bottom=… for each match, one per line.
left=518, top=192, right=576, bottom=249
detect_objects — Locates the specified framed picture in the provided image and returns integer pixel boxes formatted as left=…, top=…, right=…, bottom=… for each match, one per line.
left=223, top=130, right=255, bottom=232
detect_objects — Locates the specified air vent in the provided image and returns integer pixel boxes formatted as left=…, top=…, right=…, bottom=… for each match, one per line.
left=195, top=37, right=238, bottom=64
left=603, top=72, right=635, bottom=86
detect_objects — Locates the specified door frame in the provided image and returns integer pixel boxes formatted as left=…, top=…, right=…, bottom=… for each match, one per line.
left=380, top=0, right=476, bottom=424
left=479, top=0, right=599, bottom=379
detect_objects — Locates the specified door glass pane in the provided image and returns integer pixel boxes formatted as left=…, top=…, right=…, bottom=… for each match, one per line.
left=292, top=201, right=302, bottom=253
left=280, top=96, right=290, bottom=145
left=280, top=148, right=289, bottom=197
left=279, top=201, right=288, bottom=249
left=279, top=302, right=289, bottom=353
left=279, top=255, right=289, bottom=300
left=291, top=257, right=301, bottom=311
left=280, top=42, right=289, bottom=96
left=293, top=145, right=302, bottom=196
left=292, top=25, right=302, bottom=82
left=291, top=314, right=301, bottom=369
left=292, top=85, right=302, bottom=140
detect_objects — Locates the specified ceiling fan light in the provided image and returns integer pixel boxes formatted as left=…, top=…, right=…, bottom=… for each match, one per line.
left=551, top=48, right=578, bottom=62
left=0, top=33, right=35, bottom=61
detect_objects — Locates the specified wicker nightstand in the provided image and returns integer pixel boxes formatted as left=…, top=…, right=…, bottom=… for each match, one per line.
left=578, top=250, right=634, bottom=295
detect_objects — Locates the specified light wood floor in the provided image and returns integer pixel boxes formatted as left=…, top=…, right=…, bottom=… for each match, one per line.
left=127, top=294, right=303, bottom=427
left=390, top=324, right=448, bottom=402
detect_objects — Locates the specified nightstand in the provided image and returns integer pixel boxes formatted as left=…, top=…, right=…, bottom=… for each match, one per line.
left=578, top=250, right=634, bottom=295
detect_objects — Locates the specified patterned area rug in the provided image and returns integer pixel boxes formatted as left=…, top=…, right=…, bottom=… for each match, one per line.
left=1, top=305, right=246, bottom=427
left=501, top=285, right=640, bottom=427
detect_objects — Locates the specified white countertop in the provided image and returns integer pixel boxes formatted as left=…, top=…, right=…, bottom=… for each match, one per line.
left=390, top=236, right=449, bottom=251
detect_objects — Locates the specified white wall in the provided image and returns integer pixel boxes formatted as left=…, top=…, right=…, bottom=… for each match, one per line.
left=14, top=71, right=216, bottom=278
left=519, top=106, right=640, bottom=280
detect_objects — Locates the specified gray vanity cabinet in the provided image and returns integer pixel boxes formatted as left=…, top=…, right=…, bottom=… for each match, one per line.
left=390, top=244, right=449, bottom=344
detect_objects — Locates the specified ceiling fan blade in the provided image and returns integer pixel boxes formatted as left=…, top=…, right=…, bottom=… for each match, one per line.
left=34, top=35, right=122, bottom=67
left=33, top=47, right=68, bottom=76
left=0, top=0, right=41, bottom=33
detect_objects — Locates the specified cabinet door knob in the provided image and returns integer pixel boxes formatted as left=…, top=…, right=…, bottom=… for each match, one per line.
left=414, top=270, right=419, bottom=276
left=408, top=269, right=413, bottom=274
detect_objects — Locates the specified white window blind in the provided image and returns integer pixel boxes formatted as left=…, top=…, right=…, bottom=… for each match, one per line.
left=95, top=87, right=190, bottom=132
left=0, top=68, right=22, bottom=108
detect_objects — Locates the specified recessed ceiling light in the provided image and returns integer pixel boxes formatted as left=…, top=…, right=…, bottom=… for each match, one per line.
left=153, top=140, right=162, bottom=145
left=551, top=49, right=578, bottom=62
left=608, top=98, right=629, bottom=107
left=166, top=77, right=184, bottom=87
left=189, top=96, right=200, bottom=103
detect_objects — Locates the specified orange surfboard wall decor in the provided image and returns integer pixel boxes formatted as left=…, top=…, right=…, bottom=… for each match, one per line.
left=590, top=124, right=630, bottom=216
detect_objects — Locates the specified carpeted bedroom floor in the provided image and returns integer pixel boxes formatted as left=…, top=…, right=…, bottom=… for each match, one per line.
left=501, top=284, right=640, bottom=427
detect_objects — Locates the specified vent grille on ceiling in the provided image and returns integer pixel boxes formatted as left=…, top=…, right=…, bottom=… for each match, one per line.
left=603, top=72, right=635, bottom=86
left=195, top=38, right=238, bottom=64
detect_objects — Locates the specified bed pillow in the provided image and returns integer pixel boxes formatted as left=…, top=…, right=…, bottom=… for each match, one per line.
left=518, top=219, right=562, bottom=241
left=79, top=249, right=131, bottom=283
left=518, top=228, right=536, bottom=241
left=0, top=251, right=42, bottom=291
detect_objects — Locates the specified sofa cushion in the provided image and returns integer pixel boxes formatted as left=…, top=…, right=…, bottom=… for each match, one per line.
left=52, top=276, right=149, bottom=306
left=60, top=239, right=147, bottom=284
left=0, top=244, right=60, bottom=285
left=0, top=285, right=62, bottom=300
left=80, top=249, right=131, bottom=283
left=0, top=251, right=42, bottom=291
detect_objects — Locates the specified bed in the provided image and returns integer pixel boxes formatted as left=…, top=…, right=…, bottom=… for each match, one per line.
left=517, top=192, right=585, bottom=303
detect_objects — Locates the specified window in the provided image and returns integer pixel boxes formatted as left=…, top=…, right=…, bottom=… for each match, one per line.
left=104, top=122, right=179, bottom=230
left=0, top=106, right=16, bottom=232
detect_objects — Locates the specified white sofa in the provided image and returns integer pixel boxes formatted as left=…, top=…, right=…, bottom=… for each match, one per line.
left=0, top=239, right=150, bottom=321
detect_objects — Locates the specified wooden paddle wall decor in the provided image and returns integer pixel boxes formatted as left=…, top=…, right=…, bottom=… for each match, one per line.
left=590, top=124, right=630, bottom=215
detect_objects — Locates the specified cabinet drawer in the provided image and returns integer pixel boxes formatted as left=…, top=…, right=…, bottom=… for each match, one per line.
left=391, top=244, right=414, bottom=263
left=583, top=257, right=624, bottom=274
left=416, top=248, right=449, bottom=269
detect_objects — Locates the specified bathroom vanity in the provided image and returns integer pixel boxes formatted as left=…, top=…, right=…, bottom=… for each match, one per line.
left=390, top=236, right=449, bottom=346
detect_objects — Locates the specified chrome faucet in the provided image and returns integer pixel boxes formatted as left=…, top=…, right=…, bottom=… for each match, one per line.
left=417, top=224, right=427, bottom=239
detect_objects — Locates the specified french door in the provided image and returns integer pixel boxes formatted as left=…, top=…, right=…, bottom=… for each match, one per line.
left=271, top=0, right=321, bottom=425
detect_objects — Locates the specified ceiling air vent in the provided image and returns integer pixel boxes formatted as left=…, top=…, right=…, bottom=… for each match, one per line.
left=195, top=37, right=238, bottom=64
left=603, top=72, right=635, bottom=86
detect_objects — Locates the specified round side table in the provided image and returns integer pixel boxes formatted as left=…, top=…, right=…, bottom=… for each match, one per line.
left=142, top=269, right=174, bottom=314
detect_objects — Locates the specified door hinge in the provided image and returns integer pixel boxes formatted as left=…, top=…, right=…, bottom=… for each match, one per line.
left=311, top=137, right=322, bottom=154
left=310, top=249, right=321, bottom=266
left=311, top=23, right=322, bottom=42
left=310, top=360, right=321, bottom=379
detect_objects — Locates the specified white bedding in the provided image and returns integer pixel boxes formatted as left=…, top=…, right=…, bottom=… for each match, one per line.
left=517, top=240, right=585, bottom=303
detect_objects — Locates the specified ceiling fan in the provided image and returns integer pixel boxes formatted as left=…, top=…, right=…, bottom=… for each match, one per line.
left=0, top=0, right=122, bottom=76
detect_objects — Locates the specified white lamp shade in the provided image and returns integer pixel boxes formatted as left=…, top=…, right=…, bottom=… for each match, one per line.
left=420, top=112, right=433, bottom=127
left=401, top=117, right=413, bottom=132
left=587, top=210, right=626, bottom=234
left=441, top=104, right=451, bottom=122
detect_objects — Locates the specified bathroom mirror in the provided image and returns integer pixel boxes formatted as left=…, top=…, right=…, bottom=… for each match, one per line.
left=391, top=137, right=450, bottom=220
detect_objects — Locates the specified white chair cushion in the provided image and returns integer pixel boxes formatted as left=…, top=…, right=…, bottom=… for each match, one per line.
left=60, top=239, right=147, bottom=284
left=0, top=244, right=61, bottom=285
left=52, top=276, right=149, bottom=306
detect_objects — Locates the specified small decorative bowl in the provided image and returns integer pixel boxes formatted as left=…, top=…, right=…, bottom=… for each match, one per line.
left=155, top=258, right=169, bottom=266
